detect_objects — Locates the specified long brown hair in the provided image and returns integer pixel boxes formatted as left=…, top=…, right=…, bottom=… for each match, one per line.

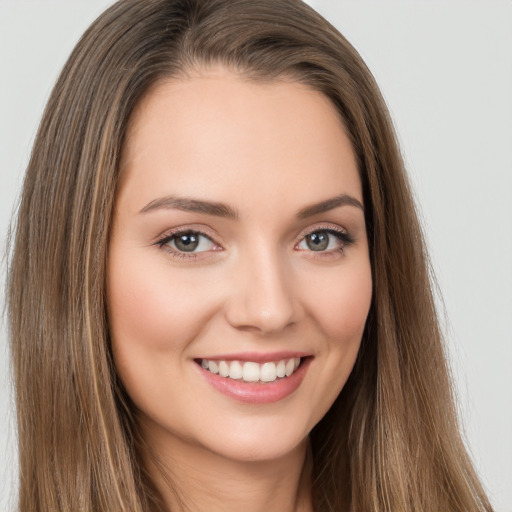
left=7, top=0, right=493, bottom=510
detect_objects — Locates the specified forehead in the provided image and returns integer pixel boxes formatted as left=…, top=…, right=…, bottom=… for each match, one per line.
left=118, top=68, right=361, bottom=213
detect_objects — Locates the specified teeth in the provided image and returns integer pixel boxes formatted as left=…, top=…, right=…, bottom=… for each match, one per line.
left=208, top=360, right=219, bottom=374
left=276, top=360, right=286, bottom=378
left=260, top=362, right=277, bottom=382
left=229, top=360, right=243, bottom=379
left=200, top=357, right=302, bottom=383
left=218, top=361, right=230, bottom=377
left=285, top=358, right=295, bottom=377
left=242, top=362, right=260, bottom=382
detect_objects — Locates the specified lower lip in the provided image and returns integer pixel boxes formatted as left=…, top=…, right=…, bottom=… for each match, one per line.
left=196, top=357, right=312, bottom=404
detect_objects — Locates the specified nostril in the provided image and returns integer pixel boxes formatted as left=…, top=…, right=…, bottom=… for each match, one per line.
left=226, top=303, right=297, bottom=335
left=223, top=260, right=298, bottom=334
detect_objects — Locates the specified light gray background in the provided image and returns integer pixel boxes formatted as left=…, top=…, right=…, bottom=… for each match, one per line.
left=1, top=1, right=511, bottom=510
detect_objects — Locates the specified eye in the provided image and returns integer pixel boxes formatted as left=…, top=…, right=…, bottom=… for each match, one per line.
left=158, top=230, right=218, bottom=254
left=296, top=228, right=353, bottom=253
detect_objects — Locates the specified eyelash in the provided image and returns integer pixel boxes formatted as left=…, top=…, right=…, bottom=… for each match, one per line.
left=155, top=228, right=219, bottom=261
left=155, top=225, right=355, bottom=260
left=296, top=225, right=355, bottom=255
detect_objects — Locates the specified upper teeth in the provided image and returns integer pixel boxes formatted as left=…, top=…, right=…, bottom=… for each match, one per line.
left=200, top=358, right=301, bottom=382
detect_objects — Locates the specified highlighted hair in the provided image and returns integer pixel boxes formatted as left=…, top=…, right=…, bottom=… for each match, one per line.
left=8, top=0, right=492, bottom=510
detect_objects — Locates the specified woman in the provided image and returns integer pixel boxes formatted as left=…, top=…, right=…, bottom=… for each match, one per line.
left=6, top=0, right=494, bottom=510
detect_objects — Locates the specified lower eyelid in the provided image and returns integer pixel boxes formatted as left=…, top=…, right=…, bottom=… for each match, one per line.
left=155, top=229, right=223, bottom=261
left=296, top=228, right=353, bottom=248
left=155, top=226, right=353, bottom=259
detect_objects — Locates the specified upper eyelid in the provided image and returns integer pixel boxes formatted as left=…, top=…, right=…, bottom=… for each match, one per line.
left=155, top=225, right=221, bottom=245
left=296, top=223, right=348, bottom=240
left=153, top=222, right=350, bottom=247
left=155, top=229, right=221, bottom=260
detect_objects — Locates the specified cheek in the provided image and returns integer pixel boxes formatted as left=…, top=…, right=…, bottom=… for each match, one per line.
left=292, top=258, right=372, bottom=431
left=107, top=252, right=216, bottom=354
left=107, top=251, right=218, bottom=413
left=307, top=260, right=372, bottom=343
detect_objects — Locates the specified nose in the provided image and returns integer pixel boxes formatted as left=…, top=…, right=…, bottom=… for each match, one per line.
left=224, top=247, right=298, bottom=335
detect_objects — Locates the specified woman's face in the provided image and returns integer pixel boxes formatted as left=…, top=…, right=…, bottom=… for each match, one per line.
left=107, top=68, right=372, bottom=463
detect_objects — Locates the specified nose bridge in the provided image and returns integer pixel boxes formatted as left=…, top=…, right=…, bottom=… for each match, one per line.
left=225, top=239, right=297, bottom=334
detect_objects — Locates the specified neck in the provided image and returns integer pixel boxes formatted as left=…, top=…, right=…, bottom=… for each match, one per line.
left=140, top=422, right=313, bottom=512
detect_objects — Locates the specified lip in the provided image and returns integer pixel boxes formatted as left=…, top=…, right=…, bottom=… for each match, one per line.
left=195, top=355, right=313, bottom=404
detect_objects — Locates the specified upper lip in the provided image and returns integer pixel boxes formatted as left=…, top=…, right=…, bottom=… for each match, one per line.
left=196, top=351, right=312, bottom=363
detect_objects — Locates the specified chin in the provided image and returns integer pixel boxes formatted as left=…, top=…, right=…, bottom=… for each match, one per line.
left=210, top=436, right=307, bottom=464
left=196, top=416, right=312, bottom=464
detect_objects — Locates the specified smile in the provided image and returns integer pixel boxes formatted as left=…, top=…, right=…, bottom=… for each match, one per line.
left=199, top=357, right=301, bottom=383
left=196, top=355, right=312, bottom=404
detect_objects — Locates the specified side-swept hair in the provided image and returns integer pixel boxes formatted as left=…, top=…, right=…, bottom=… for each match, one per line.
left=7, top=0, right=492, bottom=510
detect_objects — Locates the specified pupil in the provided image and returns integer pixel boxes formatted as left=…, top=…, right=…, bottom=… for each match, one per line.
left=175, top=233, right=199, bottom=252
left=306, top=231, right=329, bottom=251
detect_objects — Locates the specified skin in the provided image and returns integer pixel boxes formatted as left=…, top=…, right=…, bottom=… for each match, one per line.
left=107, top=67, right=372, bottom=512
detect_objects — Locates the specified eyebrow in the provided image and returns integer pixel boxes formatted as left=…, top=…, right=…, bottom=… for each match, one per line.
left=296, top=194, right=364, bottom=218
left=140, top=193, right=363, bottom=219
left=140, top=196, right=239, bottom=219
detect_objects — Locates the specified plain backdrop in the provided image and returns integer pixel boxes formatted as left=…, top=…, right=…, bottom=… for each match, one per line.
left=1, top=1, right=511, bottom=510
